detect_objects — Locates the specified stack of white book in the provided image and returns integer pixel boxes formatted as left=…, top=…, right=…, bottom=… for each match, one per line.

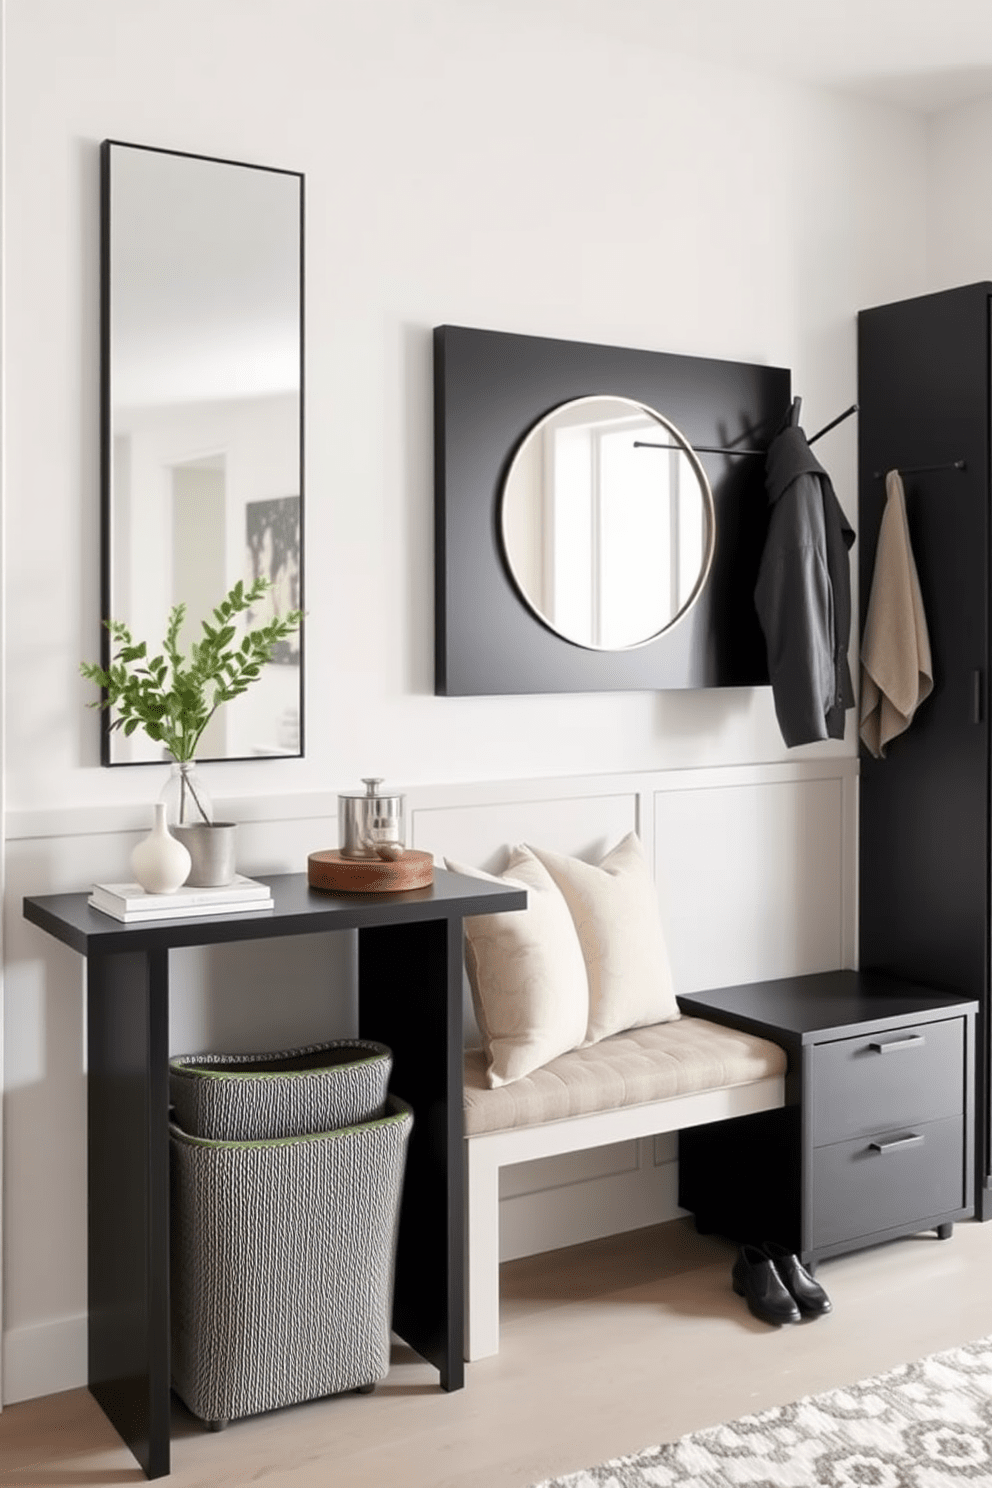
left=88, top=874, right=274, bottom=923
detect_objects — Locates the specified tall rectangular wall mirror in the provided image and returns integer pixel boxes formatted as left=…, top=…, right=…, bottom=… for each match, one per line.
left=100, top=139, right=304, bottom=764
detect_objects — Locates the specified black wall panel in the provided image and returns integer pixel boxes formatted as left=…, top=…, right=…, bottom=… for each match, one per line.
left=434, top=325, right=790, bottom=696
left=858, top=281, right=992, bottom=1213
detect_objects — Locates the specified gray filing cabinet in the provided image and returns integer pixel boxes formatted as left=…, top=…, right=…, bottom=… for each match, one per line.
left=678, top=971, right=977, bottom=1263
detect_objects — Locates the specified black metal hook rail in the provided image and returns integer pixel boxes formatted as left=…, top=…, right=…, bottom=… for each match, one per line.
left=633, top=401, right=858, bottom=459
left=873, top=460, right=967, bottom=479
left=633, top=438, right=767, bottom=456
left=808, top=403, right=859, bottom=445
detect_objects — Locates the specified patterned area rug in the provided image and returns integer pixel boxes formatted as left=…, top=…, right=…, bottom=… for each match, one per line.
left=533, top=1336, right=992, bottom=1487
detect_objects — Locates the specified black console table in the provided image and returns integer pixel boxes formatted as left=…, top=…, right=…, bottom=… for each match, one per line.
left=23, top=870, right=525, bottom=1480
left=678, top=971, right=978, bottom=1264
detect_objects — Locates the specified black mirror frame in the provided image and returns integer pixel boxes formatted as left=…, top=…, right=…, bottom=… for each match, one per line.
left=99, top=138, right=306, bottom=765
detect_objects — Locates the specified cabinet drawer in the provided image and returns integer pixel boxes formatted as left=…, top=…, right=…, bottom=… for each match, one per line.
left=811, top=1115, right=965, bottom=1249
left=811, top=1017, right=963, bottom=1145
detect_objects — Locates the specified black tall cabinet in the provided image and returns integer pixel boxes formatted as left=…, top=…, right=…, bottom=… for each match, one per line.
left=858, top=282, right=992, bottom=1217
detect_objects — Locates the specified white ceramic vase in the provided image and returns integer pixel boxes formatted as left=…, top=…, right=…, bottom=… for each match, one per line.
left=131, top=802, right=192, bottom=894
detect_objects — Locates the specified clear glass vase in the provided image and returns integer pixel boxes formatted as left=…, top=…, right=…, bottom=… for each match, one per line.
left=160, top=761, right=214, bottom=828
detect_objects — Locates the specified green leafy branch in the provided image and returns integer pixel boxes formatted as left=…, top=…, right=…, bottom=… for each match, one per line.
left=80, top=577, right=303, bottom=763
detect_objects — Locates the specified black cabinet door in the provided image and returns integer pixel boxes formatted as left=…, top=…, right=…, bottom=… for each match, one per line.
left=858, top=283, right=992, bottom=1205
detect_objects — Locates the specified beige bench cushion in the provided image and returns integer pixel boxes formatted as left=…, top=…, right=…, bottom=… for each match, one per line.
left=464, top=1015, right=787, bottom=1136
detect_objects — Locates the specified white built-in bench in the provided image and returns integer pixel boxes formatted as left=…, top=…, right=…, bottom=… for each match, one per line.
left=463, top=1015, right=787, bottom=1360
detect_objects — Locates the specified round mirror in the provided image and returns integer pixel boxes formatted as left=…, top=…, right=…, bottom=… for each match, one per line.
left=500, top=395, right=715, bottom=651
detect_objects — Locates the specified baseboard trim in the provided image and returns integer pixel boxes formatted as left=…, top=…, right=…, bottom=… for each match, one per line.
left=2, top=1314, right=87, bottom=1405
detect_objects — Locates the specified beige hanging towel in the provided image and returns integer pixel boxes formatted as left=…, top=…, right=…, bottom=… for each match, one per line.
left=859, top=470, right=933, bottom=758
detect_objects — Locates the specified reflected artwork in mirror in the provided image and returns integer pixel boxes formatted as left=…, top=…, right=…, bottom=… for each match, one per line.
left=500, top=396, right=715, bottom=650
left=100, top=139, right=304, bottom=764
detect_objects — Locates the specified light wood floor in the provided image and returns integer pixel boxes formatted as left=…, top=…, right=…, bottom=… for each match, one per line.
left=7, top=1215, right=992, bottom=1487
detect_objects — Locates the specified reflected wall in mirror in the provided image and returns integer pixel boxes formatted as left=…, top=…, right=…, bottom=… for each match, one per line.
left=500, top=396, right=715, bottom=650
left=101, top=139, right=304, bottom=763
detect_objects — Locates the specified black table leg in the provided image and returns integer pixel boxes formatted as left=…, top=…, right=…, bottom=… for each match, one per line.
left=358, top=917, right=465, bottom=1391
left=87, top=948, right=171, bottom=1479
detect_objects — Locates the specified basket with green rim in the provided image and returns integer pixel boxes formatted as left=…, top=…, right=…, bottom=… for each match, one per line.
left=169, top=1038, right=392, bottom=1142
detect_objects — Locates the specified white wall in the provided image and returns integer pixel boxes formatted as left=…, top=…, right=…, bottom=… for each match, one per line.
left=3, top=0, right=928, bottom=813
left=927, top=94, right=992, bottom=288
left=416, top=760, right=856, bottom=1260
left=1, top=0, right=933, bottom=1404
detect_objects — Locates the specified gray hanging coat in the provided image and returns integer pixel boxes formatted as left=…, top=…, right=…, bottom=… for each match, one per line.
left=754, top=426, right=855, bottom=746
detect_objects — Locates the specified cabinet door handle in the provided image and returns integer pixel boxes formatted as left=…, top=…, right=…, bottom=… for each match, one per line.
left=869, top=1133, right=924, bottom=1154
left=868, top=1034, right=925, bottom=1054
left=974, top=669, right=984, bottom=725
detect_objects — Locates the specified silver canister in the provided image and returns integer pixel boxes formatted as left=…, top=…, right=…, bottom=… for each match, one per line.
left=338, top=778, right=406, bottom=860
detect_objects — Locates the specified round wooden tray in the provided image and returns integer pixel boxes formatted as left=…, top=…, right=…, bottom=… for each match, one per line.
left=307, top=848, right=435, bottom=894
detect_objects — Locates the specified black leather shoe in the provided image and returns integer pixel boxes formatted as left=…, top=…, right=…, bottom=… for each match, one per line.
left=760, top=1241, right=832, bottom=1318
left=731, top=1244, right=801, bottom=1326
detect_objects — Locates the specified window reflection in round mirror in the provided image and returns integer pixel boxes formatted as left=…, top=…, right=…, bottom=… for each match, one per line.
left=499, top=395, right=716, bottom=651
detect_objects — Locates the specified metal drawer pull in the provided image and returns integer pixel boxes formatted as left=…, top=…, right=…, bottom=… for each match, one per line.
left=868, top=1034, right=926, bottom=1054
left=869, top=1133, right=924, bottom=1154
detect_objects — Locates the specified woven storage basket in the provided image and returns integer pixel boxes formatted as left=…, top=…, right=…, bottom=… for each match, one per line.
left=170, top=1095, right=413, bottom=1425
left=169, top=1039, right=392, bottom=1142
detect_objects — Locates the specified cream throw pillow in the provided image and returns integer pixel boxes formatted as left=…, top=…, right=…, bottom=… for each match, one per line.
left=445, top=848, right=589, bottom=1087
left=529, top=832, right=679, bottom=1044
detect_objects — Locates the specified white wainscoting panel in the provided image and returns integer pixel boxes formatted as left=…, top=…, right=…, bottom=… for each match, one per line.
left=501, top=1137, right=640, bottom=1199
left=3, top=805, right=355, bottom=1405
left=4, top=761, right=857, bottom=1399
left=654, top=765, right=855, bottom=993
left=410, top=782, right=640, bottom=1041
left=410, top=760, right=856, bottom=1264
left=499, top=1137, right=680, bottom=1262
left=410, top=786, right=640, bottom=874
